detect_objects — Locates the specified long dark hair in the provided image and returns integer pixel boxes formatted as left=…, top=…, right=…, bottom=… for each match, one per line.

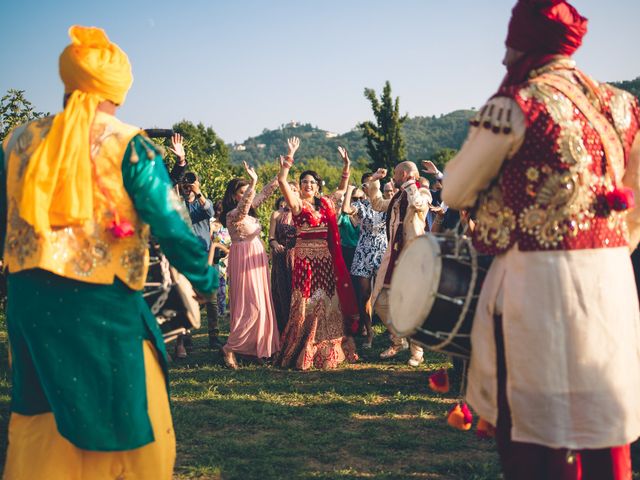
left=299, top=170, right=323, bottom=210
left=220, top=178, right=256, bottom=227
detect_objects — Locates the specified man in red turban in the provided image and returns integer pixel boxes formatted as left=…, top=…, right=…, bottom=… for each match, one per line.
left=433, top=0, right=640, bottom=478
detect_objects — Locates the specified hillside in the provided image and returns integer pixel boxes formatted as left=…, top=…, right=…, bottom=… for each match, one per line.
left=229, top=76, right=639, bottom=167
left=229, top=110, right=475, bottom=166
left=611, top=77, right=640, bottom=99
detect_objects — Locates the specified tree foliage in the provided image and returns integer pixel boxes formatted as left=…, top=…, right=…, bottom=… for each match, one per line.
left=359, top=81, right=408, bottom=171
left=611, top=77, right=640, bottom=100
left=0, top=89, right=47, bottom=142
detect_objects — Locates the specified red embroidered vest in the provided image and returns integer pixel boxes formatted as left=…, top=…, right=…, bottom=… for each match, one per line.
left=472, top=68, right=640, bottom=255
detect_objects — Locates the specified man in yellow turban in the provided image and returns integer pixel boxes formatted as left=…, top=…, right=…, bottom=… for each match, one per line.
left=1, top=26, right=217, bottom=479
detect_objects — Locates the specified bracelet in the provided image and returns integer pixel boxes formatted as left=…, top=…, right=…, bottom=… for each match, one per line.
left=269, top=238, right=277, bottom=244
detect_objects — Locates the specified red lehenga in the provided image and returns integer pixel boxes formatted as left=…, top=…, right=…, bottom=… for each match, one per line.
left=275, top=196, right=359, bottom=370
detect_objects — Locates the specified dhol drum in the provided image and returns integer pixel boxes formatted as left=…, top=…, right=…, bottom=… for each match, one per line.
left=388, top=232, right=492, bottom=359
left=144, top=243, right=201, bottom=343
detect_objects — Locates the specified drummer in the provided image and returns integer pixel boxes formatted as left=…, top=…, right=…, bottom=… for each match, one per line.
left=438, top=0, right=640, bottom=477
left=2, top=26, right=217, bottom=479
left=366, top=162, right=432, bottom=366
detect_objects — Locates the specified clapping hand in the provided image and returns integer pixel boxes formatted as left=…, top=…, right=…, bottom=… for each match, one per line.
left=243, top=161, right=258, bottom=184
left=169, top=133, right=186, bottom=163
left=287, top=137, right=300, bottom=158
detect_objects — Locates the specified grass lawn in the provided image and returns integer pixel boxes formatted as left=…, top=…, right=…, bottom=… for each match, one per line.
left=1, top=314, right=639, bottom=479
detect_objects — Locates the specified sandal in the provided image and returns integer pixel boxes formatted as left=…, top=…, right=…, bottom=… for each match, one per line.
left=222, top=347, right=238, bottom=370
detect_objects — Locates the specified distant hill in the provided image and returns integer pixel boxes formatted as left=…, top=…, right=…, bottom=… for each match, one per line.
left=229, top=110, right=475, bottom=166
left=230, top=76, right=639, bottom=166
left=611, top=77, right=640, bottom=99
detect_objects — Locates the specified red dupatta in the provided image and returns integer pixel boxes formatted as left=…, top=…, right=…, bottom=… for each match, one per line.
left=321, top=196, right=360, bottom=335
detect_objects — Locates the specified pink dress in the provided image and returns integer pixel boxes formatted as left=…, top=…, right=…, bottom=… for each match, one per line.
left=225, top=178, right=280, bottom=358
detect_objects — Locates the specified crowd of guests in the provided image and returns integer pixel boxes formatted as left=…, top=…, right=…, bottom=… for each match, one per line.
left=168, top=134, right=460, bottom=370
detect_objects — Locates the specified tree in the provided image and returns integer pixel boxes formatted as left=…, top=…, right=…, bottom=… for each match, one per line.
left=611, top=77, right=640, bottom=99
left=0, top=89, right=47, bottom=142
left=359, top=81, right=408, bottom=171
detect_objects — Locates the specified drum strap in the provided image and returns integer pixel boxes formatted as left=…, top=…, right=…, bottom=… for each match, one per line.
left=384, top=191, right=409, bottom=287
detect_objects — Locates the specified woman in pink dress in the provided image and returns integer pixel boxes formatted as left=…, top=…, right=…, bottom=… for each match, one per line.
left=219, top=161, right=280, bottom=369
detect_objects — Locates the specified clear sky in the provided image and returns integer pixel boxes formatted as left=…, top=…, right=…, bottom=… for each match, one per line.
left=2, top=1, right=639, bottom=143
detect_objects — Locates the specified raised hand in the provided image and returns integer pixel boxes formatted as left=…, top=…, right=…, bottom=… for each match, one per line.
left=243, top=161, right=258, bottom=184
left=169, top=133, right=186, bottom=162
left=287, top=137, right=300, bottom=157
left=421, top=160, right=440, bottom=175
left=337, top=146, right=350, bottom=167
left=371, top=168, right=387, bottom=182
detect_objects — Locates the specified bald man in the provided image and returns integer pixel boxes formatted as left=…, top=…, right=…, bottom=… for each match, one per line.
left=367, top=162, right=432, bottom=365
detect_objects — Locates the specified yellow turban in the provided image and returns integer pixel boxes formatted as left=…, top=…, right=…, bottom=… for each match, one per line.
left=19, top=25, right=133, bottom=233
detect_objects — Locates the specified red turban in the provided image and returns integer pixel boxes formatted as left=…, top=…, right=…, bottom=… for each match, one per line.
left=506, top=0, right=588, bottom=55
left=501, top=0, right=588, bottom=87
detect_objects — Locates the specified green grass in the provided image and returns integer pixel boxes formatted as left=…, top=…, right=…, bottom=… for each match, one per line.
left=1, top=314, right=639, bottom=479
left=166, top=324, right=501, bottom=480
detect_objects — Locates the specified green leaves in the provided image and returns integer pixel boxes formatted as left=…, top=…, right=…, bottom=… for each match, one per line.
left=359, top=81, right=408, bottom=172
left=0, top=89, right=48, bottom=142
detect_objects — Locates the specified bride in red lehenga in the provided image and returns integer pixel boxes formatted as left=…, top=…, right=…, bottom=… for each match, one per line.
left=274, top=137, right=359, bottom=370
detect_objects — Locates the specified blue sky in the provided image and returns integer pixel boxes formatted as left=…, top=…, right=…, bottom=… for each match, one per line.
left=2, top=1, right=639, bottom=143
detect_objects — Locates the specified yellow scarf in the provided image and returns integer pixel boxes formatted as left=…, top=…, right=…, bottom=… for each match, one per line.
left=19, top=25, right=133, bottom=233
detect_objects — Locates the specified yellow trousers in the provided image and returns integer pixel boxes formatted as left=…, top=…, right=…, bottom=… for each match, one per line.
left=3, top=341, right=175, bottom=480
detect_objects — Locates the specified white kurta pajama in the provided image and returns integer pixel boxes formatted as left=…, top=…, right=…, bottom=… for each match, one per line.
left=443, top=98, right=640, bottom=449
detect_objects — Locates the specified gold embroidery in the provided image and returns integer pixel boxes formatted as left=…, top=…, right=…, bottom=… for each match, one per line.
left=608, top=88, right=633, bottom=137
left=526, top=167, right=540, bottom=182
left=557, top=123, right=591, bottom=167
left=474, top=186, right=516, bottom=250
left=121, top=246, right=147, bottom=285
left=5, top=202, right=39, bottom=266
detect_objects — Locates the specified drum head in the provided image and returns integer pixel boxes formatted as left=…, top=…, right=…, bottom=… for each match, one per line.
left=389, top=235, right=442, bottom=337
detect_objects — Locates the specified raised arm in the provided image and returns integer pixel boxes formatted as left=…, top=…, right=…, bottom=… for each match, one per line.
left=252, top=176, right=279, bottom=209
left=232, top=161, right=259, bottom=221
left=367, top=168, right=392, bottom=212
left=335, top=146, right=351, bottom=196
left=278, top=137, right=302, bottom=215
left=341, top=184, right=356, bottom=215
left=404, top=180, right=432, bottom=212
